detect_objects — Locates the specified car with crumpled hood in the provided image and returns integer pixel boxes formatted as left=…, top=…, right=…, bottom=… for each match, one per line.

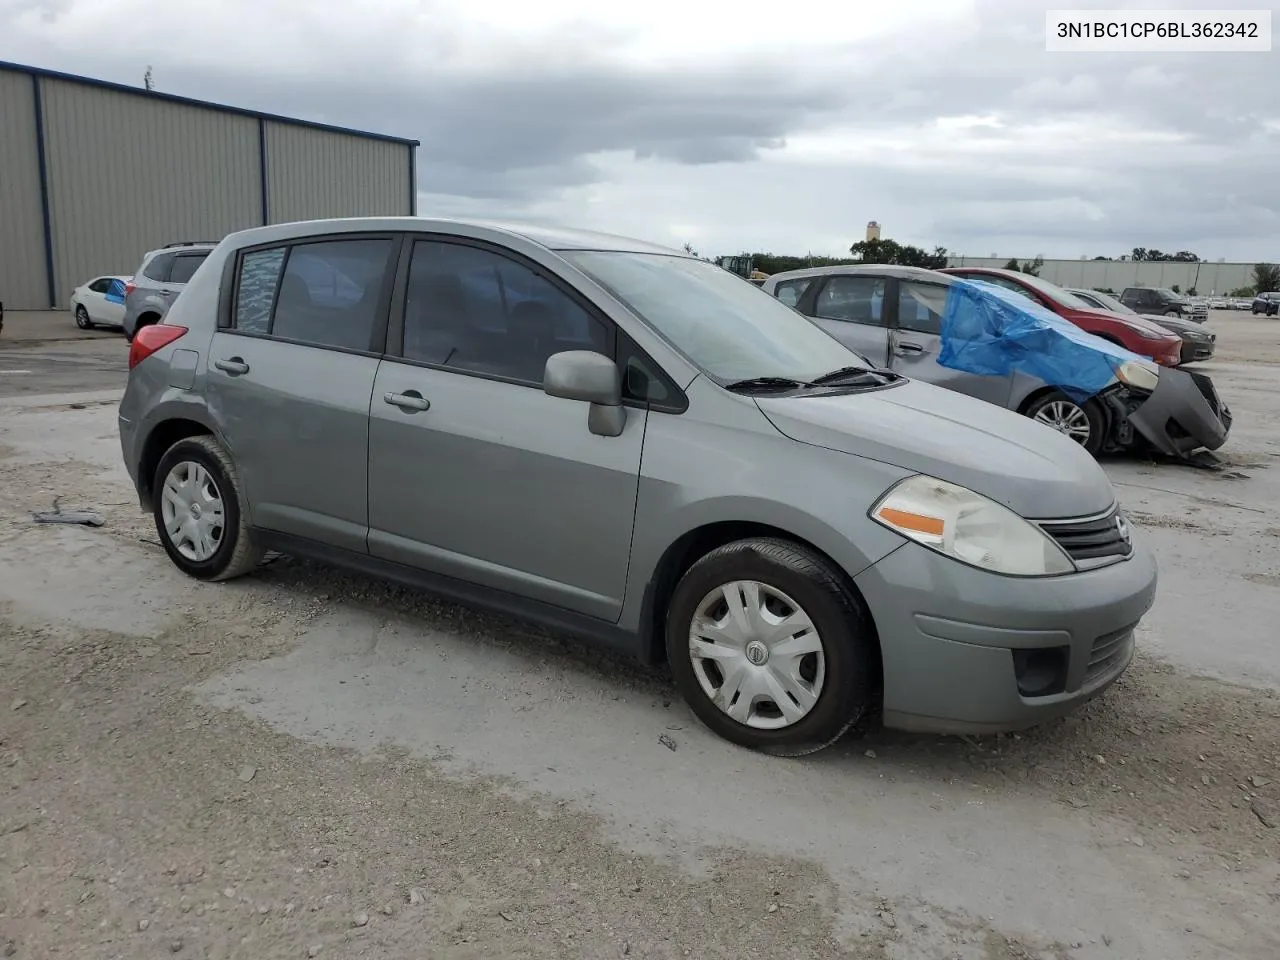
left=119, top=216, right=1157, bottom=755
left=762, top=264, right=1231, bottom=460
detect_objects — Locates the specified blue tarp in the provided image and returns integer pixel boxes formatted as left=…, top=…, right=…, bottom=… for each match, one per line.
left=938, top=279, right=1142, bottom=400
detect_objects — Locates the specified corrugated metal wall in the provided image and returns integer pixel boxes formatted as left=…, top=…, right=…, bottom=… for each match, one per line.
left=39, top=77, right=262, bottom=300
left=0, top=70, right=49, bottom=309
left=0, top=63, right=415, bottom=308
left=264, top=122, right=410, bottom=225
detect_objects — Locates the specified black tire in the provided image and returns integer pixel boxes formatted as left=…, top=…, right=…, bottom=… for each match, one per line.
left=74, top=305, right=93, bottom=329
left=152, top=435, right=263, bottom=582
left=666, top=537, right=876, bottom=757
left=1024, top=390, right=1106, bottom=456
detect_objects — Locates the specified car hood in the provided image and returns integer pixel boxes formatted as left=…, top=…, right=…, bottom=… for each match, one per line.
left=1139, top=313, right=1205, bottom=336
left=1075, top=308, right=1180, bottom=340
left=755, top=379, right=1117, bottom=519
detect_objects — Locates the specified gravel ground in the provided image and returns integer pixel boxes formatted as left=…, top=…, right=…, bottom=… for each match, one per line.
left=2, top=311, right=1279, bottom=959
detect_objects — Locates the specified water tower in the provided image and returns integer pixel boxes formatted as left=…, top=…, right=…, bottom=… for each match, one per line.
left=865, top=221, right=881, bottom=242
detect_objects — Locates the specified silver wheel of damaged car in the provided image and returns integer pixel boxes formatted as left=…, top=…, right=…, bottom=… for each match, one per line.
left=1033, top=400, right=1092, bottom=445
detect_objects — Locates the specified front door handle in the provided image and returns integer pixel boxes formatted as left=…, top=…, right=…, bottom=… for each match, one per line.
left=383, top=390, right=430, bottom=412
left=214, top=357, right=249, bottom=376
left=894, top=341, right=925, bottom=356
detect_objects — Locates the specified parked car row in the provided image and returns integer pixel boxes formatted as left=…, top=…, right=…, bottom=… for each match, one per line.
left=762, top=264, right=1231, bottom=461
left=68, top=241, right=217, bottom=338
left=121, top=217, right=1162, bottom=756
left=1065, top=288, right=1216, bottom=364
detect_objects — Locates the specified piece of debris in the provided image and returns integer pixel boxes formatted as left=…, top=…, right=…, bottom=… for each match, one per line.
left=1201, top=775, right=1211, bottom=786
left=1252, top=799, right=1276, bottom=829
left=408, top=888, right=426, bottom=906
left=658, top=734, right=677, bottom=751
left=169, top=938, right=184, bottom=953
left=379, top=904, right=393, bottom=916
left=1093, top=754, right=1107, bottom=766
left=864, top=749, right=877, bottom=759
left=10, top=699, right=27, bottom=712
left=352, top=912, right=369, bottom=928
left=1130, top=837, right=1145, bottom=847
left=237, top=764, right=257, bottom=783
left=308, top=947, right=321, bottom=958
left=1250, top=775, right=1270, bottom=788
left=766, top=903, right=778, bottom=914
left=498, top=911, right=513, bottom=922
left=31, top=497, right=104, bottom=527
left=137, top=918, right=151, bottom=932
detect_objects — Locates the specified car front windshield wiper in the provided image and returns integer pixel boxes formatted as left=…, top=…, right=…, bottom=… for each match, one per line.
left=724, top=376, right=813, bottom=393
left=808, top=365, right=900, bottom=386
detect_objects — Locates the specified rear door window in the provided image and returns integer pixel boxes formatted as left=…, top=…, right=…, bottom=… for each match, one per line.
left=168, top=252, right=209, bottom=284
left=269, top=238, right=395, bottom=352
left=142, top=253, right=174, bottom=282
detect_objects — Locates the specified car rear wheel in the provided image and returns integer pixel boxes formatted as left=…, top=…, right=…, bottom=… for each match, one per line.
left=74, top=305, right=93, bottom=329
left=1164, top=310, right=1180, bottom=317
left=1025, top=391, right=1105, bottom=455
left=152, top=435, right=263, bottom=582
left=666, top=537, right=875, bottom=756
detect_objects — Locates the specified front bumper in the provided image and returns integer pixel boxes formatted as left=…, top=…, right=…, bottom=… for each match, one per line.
left=854, top=535, right=1157, bottom=735
left=1178, top=335, right=1216, bottom=364
left=1128, top=367, right=1231, bottom=456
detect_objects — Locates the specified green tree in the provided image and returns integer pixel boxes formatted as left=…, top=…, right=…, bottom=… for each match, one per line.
left=1170, top=283, right=1181, bottom=294
left=849, top=238, right=948, bottom=269
left=1002, top=258, right=1021, bottom=271
left=1019, top=256, right=1044, bottom=277
left=1253, top=262, right=1280, bottom=293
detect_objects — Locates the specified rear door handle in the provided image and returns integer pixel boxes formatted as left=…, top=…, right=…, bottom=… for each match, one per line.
left=214, top=357, right=249, bottom=376
left=383, top=390, right=430, bottom=412
left=894, top=341, right=925, bottom=355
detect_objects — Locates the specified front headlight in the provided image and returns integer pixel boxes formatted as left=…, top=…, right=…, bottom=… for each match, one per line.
left=870, top=475, right=1075, bottom=577
left=1116, top=360, right=1159, bottom=391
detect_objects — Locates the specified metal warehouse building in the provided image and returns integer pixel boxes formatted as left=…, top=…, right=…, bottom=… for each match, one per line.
left=0, top=60, right=419, bottom=310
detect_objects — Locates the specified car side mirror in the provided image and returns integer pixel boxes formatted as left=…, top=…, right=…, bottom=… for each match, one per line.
left=543, top=350, right=626, bottom=437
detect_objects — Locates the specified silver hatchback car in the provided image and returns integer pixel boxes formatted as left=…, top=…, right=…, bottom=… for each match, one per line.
left=118, top=218, right=1157, bottom=755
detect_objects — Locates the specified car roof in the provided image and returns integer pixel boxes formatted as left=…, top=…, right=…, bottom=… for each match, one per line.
left=766, top=263, right=954, bottom=284
left=942, top=266, right=1025, bottom=280
left=217, top=217, right=688, bottom=257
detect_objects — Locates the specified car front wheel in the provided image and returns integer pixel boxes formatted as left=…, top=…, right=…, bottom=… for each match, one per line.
left=152, top=435, right=263, bottom=581
left=74, top=305, right=93, bottom=329
left=666, top=538, right=875, bottom=756
left=1025, top=391, right=1106, bottom=455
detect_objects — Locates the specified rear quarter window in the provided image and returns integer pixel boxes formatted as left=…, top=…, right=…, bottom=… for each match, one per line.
left=141, top=253, right=174, bottom=282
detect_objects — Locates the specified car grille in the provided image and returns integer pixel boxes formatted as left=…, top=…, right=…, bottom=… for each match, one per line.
left=1038, top=507, right=1133, bottom=566
left=1190, top=371, right=1222, bottom=416
left=1085, top=625, right=1135, bottom=686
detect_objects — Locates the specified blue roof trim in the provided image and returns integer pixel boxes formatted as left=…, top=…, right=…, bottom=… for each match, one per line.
left=0, top=59, right=420, bottom=147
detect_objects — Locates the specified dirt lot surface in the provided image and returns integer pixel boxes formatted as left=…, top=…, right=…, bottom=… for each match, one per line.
left=2, top=310, right=1278, bottom=959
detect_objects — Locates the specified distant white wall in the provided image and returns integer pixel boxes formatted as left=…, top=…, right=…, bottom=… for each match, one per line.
left=945, top=256, right=1262, bottom=295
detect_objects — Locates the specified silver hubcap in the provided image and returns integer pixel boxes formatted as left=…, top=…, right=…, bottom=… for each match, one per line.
left=160, top=460, right=225, bottom=562
left=1033, top=401, right=1091, bottom=445
left=689, top=580, right=826, bottom=730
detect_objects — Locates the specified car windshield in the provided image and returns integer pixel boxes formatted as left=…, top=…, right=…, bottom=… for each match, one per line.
left=1079, top=290, right=1135, bottom=315
left=1002, top=272, right=1095, bottom=310
left=562, top=251, right=869, bottom=383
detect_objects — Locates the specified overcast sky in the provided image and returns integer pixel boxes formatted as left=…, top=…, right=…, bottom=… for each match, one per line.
left=3, top=0, right=1277, bottom=260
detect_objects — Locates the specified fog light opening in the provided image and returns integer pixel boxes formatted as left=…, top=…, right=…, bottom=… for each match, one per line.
left=1012, top=646, right=1069, bottom=698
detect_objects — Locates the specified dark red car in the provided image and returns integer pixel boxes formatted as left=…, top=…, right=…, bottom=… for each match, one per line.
left=940, top=267, right=1184, bottom=367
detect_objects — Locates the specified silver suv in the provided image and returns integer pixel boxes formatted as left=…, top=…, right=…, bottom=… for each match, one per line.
left=122, top=241, right=217, bottom=340
left=118, top=217, right=1157, bottom=754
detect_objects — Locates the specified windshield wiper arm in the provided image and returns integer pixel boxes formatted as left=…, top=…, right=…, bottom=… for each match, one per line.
left=808, top=365, right=898, bottom=386
left=724, top=376, right=812, bottom=392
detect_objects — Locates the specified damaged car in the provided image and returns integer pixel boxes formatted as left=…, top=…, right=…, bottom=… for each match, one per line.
left=761, top=265, right=1232, bottom=459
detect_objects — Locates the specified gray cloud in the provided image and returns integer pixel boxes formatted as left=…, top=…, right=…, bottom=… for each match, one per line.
left=3, top=0, right=1278, bottom=257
